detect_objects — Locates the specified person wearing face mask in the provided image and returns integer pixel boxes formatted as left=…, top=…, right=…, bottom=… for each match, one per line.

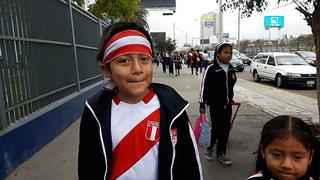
left=198, top=42, right=237, bottom=165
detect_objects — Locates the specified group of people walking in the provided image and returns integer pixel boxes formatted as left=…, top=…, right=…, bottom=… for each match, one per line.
left=155, top=52, right=183, bottom=76
left=78, top=22, right=320, bottom=180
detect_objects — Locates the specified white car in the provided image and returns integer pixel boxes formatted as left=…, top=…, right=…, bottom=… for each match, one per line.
left=250, top=52, right=316, bottom=88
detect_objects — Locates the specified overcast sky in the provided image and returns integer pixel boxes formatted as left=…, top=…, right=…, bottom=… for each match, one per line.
left=146, top=0, right=312, bottom=48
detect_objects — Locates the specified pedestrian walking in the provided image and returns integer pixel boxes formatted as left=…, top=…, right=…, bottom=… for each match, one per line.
left=78, top=22, right=203, bottom=180
left=199, top=42, right=237, bottom=165
left=197, top=49, right=203, bottom=74
left=168, top=53, right=174, bottom=76
left=187, top=50, right=193, bottom=68
left=191, top=48, right=199, bottom=75
left=161, top=52, right=166, bottom=73
left=201, top=50, right=211, bottom=70
left=155, top=53, right=160, bottom=67
left=173, top=52, right=182, bottom=76
left=247, top=115, right=320, bottom=180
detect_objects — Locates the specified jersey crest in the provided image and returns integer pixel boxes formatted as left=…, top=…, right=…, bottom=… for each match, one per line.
left=145, top=121, right=160, bottom=141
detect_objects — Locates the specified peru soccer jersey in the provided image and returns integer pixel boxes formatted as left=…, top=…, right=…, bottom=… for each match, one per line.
left=110, top=89, right=160, bottom=180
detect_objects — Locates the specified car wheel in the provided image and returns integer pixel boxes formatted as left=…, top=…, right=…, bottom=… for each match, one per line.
left=276, top=75, right=284, bottom=87
left=253, top=70, right=261, bottom=82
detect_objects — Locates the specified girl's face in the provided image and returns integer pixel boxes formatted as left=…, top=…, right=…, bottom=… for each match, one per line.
left=217, top=46, right=232, bottom=64
left=262, top=136, right=313, bottom=180
left=100, top=53, right=153, bottom=104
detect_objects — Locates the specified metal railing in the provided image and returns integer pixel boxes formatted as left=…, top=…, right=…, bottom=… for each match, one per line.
left=0, top=0, right=107, bottom=129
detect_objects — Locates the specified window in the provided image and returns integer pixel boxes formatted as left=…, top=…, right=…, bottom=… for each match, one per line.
left=267, top=56, right=275, bottom=66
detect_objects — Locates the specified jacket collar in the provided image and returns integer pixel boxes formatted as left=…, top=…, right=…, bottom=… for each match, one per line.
left=213, top=60, right=236, bottom=72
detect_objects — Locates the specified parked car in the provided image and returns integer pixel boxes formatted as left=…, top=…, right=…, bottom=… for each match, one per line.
left=208, top=51, right=215, bottom=59
left=237, top=53, right=251, bottom=65
left=294, top=51, right=316, bottom=66
left=230, top=55, right=244, bottom=72
left=250, top=52, right=316, bottom=88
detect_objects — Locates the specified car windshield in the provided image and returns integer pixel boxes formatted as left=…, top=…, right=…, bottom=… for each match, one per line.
left=276, top=56, right=308, bottom=65
left=239, top=53, right=248, bottom=58
left=299, top=51, right=316, bottom=59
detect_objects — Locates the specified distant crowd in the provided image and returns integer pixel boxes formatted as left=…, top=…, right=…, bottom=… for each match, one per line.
left=153, top=48, right=212, bottom=76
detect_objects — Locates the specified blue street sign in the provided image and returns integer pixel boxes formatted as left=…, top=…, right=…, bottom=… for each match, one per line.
left=264, top=16, right=284, bottom=28
left=204, top=21, right=214, bottom=28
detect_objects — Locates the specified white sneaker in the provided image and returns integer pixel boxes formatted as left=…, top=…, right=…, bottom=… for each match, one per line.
left=204, top=150, right=213, bottom=160
left=216, top=154, right=232, bottom=165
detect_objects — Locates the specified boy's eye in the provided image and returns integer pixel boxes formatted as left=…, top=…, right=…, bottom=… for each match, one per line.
left=116, top=58, right=130, bottom=64
left=271, top=152, right=282, bottom=158
left=293, top=154, right=304, bottom=160
left=141, top=57, right=151, bottom=62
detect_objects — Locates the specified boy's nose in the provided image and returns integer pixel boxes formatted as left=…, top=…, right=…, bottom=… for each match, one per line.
left=131, top=59, right=143, bottom=74
left=281, top=157, right=293, bottom=169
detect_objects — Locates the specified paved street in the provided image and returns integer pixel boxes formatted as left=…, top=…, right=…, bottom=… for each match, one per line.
left=5, top=64, right=318, bottom=180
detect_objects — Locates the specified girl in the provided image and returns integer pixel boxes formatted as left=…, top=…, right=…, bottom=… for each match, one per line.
left=247, top=115, right=320, bottom=180
left=199, top=42, right=237, bottom=165
left=78, top=22, right=203, bottom=180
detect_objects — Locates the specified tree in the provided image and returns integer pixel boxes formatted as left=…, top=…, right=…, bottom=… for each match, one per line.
left=72, top=0, right=85, bottom=7
left=223, top=0, right=320, bottom=124
left=238, top=40, right=250, bottom=53
left=154, top=38, right=176, bottom=54
left=88, top=0, right=149, bottom=29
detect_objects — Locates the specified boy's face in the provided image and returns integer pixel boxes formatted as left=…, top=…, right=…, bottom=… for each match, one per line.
left=217, top=46, right=232, bottom=64
left=100, top=53, right=153, bottom=104
left=262, top=136, right=312, bottom=180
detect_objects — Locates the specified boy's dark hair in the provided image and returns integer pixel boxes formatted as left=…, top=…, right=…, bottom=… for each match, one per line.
left=96, top=22, right=154, bottom=63
left=213, top=42, right=232, bottom=62
left=255, top=115, right=320, bottom=179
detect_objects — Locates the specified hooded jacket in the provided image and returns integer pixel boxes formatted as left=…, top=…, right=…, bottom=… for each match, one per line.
left=199, top=59, right=237, bottom=108
left=78, top=83, right=203, bottom=180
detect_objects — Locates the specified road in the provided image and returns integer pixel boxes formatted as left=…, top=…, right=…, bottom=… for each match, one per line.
left=237, top=66, right=317, bottom=99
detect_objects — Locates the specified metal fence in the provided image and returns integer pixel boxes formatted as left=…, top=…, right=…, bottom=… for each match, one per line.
left=0, top=0, right=107, bottom=130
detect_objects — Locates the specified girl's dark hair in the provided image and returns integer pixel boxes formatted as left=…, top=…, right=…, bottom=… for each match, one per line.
left=256, top=115, right=320, bottom=179
left=96, top=22, right=154, bottom=62
left=213, top=42, right=232, bottom=62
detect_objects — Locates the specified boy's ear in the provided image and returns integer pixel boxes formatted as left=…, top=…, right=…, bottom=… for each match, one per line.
left=260, top=145, right=265, bottom=159
left=99, top=63, right=112, bottom=79
left=309, top=149, right=314, bottom=165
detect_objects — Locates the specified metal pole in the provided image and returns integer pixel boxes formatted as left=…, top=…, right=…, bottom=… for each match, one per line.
left=278, top=27, right=281, bottom=52
left=218, top=0, right=223, bottom=42
left=0, top=17, right=7, bottom=129
left=173, top=23, right=175, bottom=41
left=186, top=33, right=188, bottom=45
left=69, top=0, right=81, bottom=91
left=0, top=68, right=7, bottom=130
left=237, top=9, right=240, bottom=49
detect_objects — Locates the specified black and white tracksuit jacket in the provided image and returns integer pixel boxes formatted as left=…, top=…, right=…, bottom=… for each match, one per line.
left=199, top=60, right=237, bottom=108
left=78, top=83, right=203, bottom=180
left=247, top=171, right=314, bottom=180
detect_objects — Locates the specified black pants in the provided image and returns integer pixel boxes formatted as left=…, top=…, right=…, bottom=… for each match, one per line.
left=162, top=62, right=166, bottom=73
left=191, top=63, right=198, bottom=75
left=207, top=104, right=232, bottom=156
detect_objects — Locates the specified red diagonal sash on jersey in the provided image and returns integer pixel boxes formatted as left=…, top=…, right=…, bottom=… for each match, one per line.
left=110, top=108, right=160, bottom=180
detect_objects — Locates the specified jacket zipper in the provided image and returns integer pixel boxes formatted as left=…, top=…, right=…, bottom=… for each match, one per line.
left=226, top=70, right=230, bottom=104
left=169, top=103, right=189, bottom=180
left=85, top=101, right=108, bottom=180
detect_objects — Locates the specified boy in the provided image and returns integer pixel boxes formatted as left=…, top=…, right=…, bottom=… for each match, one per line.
left=78, top=22, right=203, bottom=180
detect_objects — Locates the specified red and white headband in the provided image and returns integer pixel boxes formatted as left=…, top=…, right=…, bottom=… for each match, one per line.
left=102, top=29, right=152, bottom=64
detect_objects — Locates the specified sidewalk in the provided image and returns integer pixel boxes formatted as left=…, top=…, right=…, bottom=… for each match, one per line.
left=5, top=65, right=276, bottom=180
